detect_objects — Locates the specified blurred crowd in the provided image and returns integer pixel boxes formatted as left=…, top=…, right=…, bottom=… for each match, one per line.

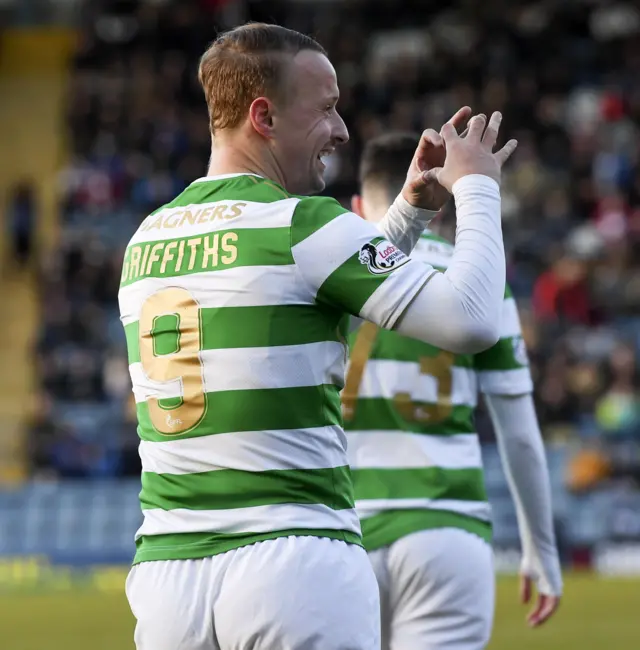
left=26, top=0, right=640, bottom=488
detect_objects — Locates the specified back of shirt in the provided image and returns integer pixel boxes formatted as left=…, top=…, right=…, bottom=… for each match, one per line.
left=343, top=230, right=533, bottom=552
left=119, top=173, right=432, bottom=564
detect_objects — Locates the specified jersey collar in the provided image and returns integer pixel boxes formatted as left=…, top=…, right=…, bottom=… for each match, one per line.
left=190, top=173, right=264, bottom=184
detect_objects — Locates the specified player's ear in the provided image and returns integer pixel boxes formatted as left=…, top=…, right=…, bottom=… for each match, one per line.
left=249, top=97, right=275, bottom=137
left=351, top=194, right=364, bottom=218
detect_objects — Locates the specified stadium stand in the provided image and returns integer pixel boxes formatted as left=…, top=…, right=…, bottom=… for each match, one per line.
left=5, top=0, right=640, bottom=561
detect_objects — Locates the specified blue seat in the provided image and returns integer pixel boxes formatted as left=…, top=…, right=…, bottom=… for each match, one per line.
left=0, top=481, right=143, bottom=561
left=490, top=496, right=520, bottom=546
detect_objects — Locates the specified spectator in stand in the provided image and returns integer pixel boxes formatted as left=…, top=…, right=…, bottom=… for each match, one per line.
left=596, top=343, right=640, bottom=440
left=6, top=181, right=36, bottom=270
left=533, top=254, right=596, bottom=326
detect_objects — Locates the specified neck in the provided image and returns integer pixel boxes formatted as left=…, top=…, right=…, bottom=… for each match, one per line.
left=362, top=186, right=393, bottom=223
left=205, top=129, right=286, bottom=188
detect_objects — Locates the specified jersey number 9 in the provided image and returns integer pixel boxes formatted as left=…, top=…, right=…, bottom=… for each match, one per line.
left=139, top=287, right=207, bottom=435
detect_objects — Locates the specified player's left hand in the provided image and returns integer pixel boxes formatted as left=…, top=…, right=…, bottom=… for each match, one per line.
left=520, top=573, right=561, bottom=628
left=401, top=106, right=473, bottom=211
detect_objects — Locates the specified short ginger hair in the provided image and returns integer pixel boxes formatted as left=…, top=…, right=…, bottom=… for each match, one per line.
left=198, top=23, right=326, bottom=133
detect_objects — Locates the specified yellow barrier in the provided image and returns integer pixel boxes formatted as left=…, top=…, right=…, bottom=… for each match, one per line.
left=0, top=28, right=76, bottom=76
left=0, top=556, right=129, bottom=593
left=0, top=28, right=77, bottom=483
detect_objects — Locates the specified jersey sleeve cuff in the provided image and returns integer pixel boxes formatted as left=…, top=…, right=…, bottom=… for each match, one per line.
left=452, top=174, right=500, bottom=199
left=478, top=368, right=534, bottom=395
left=392, top=194, right=440, bottom=224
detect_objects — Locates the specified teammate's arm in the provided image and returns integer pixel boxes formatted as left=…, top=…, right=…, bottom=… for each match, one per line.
left=476, top=294, right=562, bottom=627
left=374, top=194, right=439, bottom=256
left=293, top=114, right=515, bottom=354
left=484, top=393, right=562, bottom=626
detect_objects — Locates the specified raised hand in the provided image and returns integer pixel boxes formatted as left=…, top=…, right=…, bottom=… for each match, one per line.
left=400, top=106, right=472, bottom=211
left=436, top=112, right=518, bottom=192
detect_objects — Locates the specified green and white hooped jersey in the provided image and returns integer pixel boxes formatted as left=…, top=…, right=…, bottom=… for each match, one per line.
left=118, top=173, right=432, bottom=564
left=344, top=231, right=533, bottom=552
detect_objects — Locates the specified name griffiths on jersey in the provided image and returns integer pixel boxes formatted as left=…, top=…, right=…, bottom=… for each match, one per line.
left=121, top=231, right=238, bottom=285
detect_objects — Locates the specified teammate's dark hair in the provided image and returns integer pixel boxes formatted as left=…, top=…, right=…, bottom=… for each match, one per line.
left=358, top=132, right=419, bottom=199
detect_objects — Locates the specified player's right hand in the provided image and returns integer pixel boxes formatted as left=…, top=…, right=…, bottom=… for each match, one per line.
left=520, top=573, right=561, bottom=628
left=435, top=112, right=517, bottom=191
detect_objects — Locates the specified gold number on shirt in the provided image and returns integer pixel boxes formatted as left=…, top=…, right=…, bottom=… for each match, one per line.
left=342, top=324, right=455, bottom=424
left=342, top=322, right=379, bottom=421
left=139, top=287, right=206, bottom=435
left=394, top=351, right=455, bottom=424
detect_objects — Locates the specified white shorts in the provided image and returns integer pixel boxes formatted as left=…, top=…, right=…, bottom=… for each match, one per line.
left=126, top=535, right=380, bottom=650
left=368, top=528, right=495, bottom=650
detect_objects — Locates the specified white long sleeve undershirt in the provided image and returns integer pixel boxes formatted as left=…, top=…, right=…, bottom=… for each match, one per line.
left=377, top=175, right=505, bottom=354
left=484, top=392, right=563, bottom=596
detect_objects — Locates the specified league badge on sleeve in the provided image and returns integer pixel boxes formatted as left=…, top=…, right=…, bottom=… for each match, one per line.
left=358, top=240, right=409, bottom=275
left=512, top=335, right=529, bottom=366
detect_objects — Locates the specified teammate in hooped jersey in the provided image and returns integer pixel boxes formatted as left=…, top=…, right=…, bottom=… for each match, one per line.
left=345, top=133, right=563, bottom=649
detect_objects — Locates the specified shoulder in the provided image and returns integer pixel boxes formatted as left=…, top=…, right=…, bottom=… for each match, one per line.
left=291, top=196, right=353, bottom=247
left=182, top=175, right=298, bottom=206
left=420, top=230, right=452, bottom=247
left=412, top=231, right=454, bottom=268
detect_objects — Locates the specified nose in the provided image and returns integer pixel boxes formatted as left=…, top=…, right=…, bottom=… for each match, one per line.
left=333, top=111, right=349, bottom=146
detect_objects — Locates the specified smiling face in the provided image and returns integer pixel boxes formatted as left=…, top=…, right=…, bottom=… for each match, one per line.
left=270, top=50, right=349, bottom=195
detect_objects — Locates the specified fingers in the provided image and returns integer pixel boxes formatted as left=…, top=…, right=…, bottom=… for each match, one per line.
left=521, top=575, right=560, bottom=629
left=440, top=121, right=459, bottom=144
left=482, top=111, right=502, bottom=148
left=519, top=574, right=532, bottom=604
left=527, top=595, right=560, bottom=628
left=458, top=113, right=484, bottom=139
left=413, top=129, right=444, bottom=172
left=421, top=167, right=442, bottom=184
left=446, top=106, right=472, bottom=131
left=527, top=595, right=546, bottom=628
left=415, top=128, right=443, bottom=159
left=494, top=138, right=518, bottom=165
left=466, top=114, right=487, bottom=141
left=422, top=128, right=443, bottom=148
